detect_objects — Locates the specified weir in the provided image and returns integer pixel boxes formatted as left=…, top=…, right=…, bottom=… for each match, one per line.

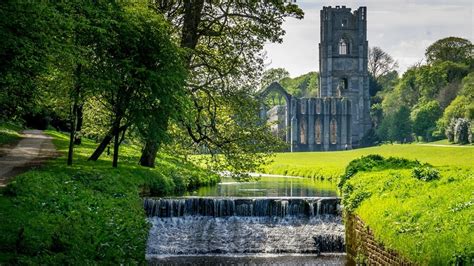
left=144, top=197, right=345, bottom=258
left=144, top=197, right=341, bottom=218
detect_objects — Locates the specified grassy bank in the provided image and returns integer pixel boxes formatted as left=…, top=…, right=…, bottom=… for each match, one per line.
left=0, top=122, right=23, bottom=146
left=263, top=145, right=473, bottom=263
left=262, top=143, right=474, bottom=181
left=340, top=155, right=473, bottom=264
left=0, top=130, right=219, bottom=264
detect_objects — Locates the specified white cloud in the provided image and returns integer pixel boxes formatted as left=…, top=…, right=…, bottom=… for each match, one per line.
left=264, top=0, right=474, bottom=77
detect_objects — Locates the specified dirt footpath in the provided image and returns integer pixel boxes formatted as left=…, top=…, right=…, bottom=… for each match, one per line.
left=0, top=130, right=57, bottom=186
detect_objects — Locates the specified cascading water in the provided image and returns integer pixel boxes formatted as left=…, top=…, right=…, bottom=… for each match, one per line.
left=144, top=196, right=345, bottom=263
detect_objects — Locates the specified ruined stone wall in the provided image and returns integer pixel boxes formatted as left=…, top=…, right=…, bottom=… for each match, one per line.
left=345, top=213, right=413, bottom=265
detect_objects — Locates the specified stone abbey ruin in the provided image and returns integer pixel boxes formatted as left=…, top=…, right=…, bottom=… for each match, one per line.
left=260, top=6, right=371, bottom=151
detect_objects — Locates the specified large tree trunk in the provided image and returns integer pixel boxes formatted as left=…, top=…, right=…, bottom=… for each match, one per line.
left=181, top=0, right=204, bottom=63
left=74, top=104, right=83, bottom=145
left=88, top=124, right=127, bottom=161
left=88, top=131, right=113, bottom=161
left=139, top=140, right=159, bottom=168
left=139, top=110, right=170, bottom=168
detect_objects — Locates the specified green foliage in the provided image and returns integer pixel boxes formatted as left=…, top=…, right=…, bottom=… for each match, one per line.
left=339, top=154, right=423, bottom=189
left=0, top=130, right=219, bottom=264
left=0, top=1, right=65, bottom=120
left=376, top=41, right=471, bottom=145
left=377, top=105, right=413, bottom=142
left=343, top=167, right=474, bottom=264
left=260, top=68, right=290, bottom=90
left=411, top=166, right=440, bottom=181
left=438, top=96, right=471, bottom=131
left=410, top=100, right=442, bottom=140
left=425, top=37, right=473, bottom=65
left=0, top=122, right=22, bottom=146
left=280, top=71, right=319, bottom=98
left=262, top=142, right=474, bottom=182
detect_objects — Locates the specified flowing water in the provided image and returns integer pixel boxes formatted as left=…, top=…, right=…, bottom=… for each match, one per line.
left=186, top=176, right=338, bottom=198
left=145, top=177, right=346, bottom=265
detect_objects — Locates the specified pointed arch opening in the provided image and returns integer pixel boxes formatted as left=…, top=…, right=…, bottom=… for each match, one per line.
left=339, top=39, right=349, bottom=55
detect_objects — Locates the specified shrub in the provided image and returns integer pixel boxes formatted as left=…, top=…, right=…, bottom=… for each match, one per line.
left=453, top=118, right=472, bottom=144
left=338, top=154, right=423, bottom=189
left=412, top=166, right=440, bottom=181
left=445, top=118, right=456, bottom=142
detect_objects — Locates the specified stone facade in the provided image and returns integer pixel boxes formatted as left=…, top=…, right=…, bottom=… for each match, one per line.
left=345, top=213, right=413, bottom=265
left=260, top=82, right=352, bottom=152
left=319, top=6, right=371, bottom=146
left=259, top=6, right=371, bottom=151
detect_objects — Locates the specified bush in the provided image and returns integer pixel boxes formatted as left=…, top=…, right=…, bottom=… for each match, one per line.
left=445, top=118, right=456, bottom=142
left=412, top=166, right=440, bottom=181
left=454, top=118, right=472, bottom=144
left=338, top=154, right=424, bottom=189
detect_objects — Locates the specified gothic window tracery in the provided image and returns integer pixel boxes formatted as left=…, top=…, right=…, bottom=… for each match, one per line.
left=339, top=39, right=348, bottom=55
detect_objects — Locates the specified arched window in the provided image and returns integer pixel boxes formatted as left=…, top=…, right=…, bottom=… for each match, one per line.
left=339, top=39, right=348, bottom=55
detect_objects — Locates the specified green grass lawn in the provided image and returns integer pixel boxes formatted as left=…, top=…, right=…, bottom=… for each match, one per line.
left=263, top=143, right=474, bottom=181
left=0, top=122, right=23, bottom=146
left=0, top=130, right=219, bottom=264
left=343, top=166, right=473, bottom=264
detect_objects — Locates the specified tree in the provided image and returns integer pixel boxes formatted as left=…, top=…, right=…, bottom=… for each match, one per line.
left=438, top=95, right=470, bottom=129
left=143, top=1, right=303, bottom=173
left=411, top=101, right=441, bottom=141
left=280, top=71, right=319, bottom=97
left=377, top=106, right=412, bottom=142
left=425, top=37, right=473, bottom=65
left=0, top=1, right=65, bottom=120
left=260, top=68, right=290, bottom=89
left=87, top=3, right=187, bottom=167
left=368, top=47, right=398, bottom=81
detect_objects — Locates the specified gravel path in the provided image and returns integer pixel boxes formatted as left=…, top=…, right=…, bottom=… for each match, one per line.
left=0, top=130, right=57, bottom=186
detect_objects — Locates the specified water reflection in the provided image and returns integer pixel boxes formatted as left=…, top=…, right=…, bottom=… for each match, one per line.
left=186, top=176, right=338, bottom=197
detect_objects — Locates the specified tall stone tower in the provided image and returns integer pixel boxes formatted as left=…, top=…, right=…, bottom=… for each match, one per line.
left=319, top=6, right=371, bottom=146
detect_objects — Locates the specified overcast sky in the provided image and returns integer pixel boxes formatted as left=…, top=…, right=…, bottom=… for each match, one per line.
left=264, top=0, right=474, bottom=77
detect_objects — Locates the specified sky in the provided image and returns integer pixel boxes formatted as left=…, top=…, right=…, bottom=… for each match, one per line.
left=264, top=0, right=474, bottom=77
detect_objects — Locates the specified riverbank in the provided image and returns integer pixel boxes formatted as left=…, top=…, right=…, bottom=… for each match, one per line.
left=0, top=130, right=219, bottom=264
left=340, top=154, right=473, bottom=264
left=262, top=143, right=474, bottom=181
left=263, top=146, right=473, bottom=264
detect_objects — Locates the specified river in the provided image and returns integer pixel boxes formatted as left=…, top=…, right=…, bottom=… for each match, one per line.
left=144, top=176, right=347, bottom=265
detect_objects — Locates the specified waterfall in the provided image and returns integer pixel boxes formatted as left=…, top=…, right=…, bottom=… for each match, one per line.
left=144, top=197, right=341, bottom=218
left=145, top=197, right=345, bottom=258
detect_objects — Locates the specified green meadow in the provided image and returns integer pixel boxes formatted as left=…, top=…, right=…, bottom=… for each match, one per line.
left=262, top=143, right=474, bottom=181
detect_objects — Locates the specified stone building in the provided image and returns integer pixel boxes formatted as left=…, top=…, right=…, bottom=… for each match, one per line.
left=259, top=6, right=371, bottom=151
